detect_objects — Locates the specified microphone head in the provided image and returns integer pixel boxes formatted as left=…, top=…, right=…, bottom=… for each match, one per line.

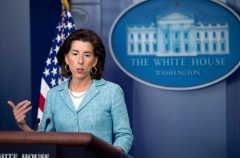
left=36, top=118, right=40, bottom=124
left=43, top=118, right=51, bottom=132
left=46, top=118, right=51, bottom=124
left=34, top=118, right=41, bottom=132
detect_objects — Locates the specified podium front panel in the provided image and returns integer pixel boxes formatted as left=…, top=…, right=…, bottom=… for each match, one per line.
left=0, top=144, right=56, bottom=158
left=0, top=144, right=103, bottom=158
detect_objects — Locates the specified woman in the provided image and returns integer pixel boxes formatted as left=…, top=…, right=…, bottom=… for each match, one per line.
left=8, top=28, right=133, bottom=153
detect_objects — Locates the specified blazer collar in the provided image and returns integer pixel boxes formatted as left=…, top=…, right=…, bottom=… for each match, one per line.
left=56, top=77, right=106, bottom=112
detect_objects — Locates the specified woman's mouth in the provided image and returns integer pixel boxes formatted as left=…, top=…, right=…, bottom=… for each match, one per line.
left=76, top=68, right=84, bottom=73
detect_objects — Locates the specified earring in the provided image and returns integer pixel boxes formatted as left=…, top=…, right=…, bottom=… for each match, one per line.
left=65, top=64, right=70, bottom=72
left=91, top=67, right=97, bottom=75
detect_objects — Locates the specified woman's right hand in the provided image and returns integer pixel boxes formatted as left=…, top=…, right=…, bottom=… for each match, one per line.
left=7, top=100, right=33, bottom=131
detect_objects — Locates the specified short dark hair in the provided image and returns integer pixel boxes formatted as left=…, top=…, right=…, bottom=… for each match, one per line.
left=57, top=28, right=106, bottom=79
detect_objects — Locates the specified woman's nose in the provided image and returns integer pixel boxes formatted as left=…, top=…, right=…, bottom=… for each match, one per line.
left=78, top=56, right=83, bottom=64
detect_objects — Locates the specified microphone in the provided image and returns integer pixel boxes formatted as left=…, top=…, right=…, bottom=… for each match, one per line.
left=43, top=118, right=51, bottom=132
left=33, top=118, right=40, bottom=132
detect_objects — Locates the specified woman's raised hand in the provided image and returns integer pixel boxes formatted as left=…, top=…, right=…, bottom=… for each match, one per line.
left=7, top=100, right=33, bottom=131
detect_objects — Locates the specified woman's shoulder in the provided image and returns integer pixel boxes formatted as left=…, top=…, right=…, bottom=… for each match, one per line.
left=94, top=78, right=121, bottom=89
left=93, top=78, right=123, bottom=94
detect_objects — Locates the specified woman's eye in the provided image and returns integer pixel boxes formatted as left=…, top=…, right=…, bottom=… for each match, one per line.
left=85, top=53, right=90, bottom=57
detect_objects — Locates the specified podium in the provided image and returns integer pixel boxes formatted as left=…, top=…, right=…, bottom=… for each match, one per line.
left=0, top=132, right=132, bottom=158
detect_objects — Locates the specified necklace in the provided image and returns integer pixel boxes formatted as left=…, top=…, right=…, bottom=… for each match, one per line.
left=69, top=79, right=90, bottom=98
left=69, top=90, right=87, bottom=98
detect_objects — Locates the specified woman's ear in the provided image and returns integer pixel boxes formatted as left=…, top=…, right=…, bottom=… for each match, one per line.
left=93, top=56, right=98, bottom=67
left=65, top=54, right=68, bottom=65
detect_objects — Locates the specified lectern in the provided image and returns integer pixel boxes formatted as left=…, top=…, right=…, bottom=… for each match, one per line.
left=0, top=132, right=132, bottom=158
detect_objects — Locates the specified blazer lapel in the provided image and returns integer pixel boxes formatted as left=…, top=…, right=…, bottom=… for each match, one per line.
left=76, top=79, right=105, bottom=112
left=57, top=78, right=76, bottom=113
left=76, top=82, right=98, bottom=112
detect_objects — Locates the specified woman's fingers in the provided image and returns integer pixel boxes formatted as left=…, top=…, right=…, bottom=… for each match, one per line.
left=16, top=115, right=26, bottom=125
left=7, top=100, right=32, bottom=125
left=7, top=100, right=29, bottom=110
left=15, top=103, right=32, bottom=124
left=7, top=100, right=16, bottom=109
left=14, top=100, right=30, bottom=111
left=14, top=101, right=31, bottom=114
left=15, top=106, right=32, bottom=122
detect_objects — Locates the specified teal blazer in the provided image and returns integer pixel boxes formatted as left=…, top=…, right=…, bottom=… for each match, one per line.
left=38, top=78, right=133, bottom=153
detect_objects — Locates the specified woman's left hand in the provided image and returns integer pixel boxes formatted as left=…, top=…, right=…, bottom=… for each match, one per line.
left=115, top=146, right=124, bottom=152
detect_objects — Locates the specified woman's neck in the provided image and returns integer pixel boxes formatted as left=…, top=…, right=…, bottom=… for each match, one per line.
left=70, top=77, right=92, bottom=92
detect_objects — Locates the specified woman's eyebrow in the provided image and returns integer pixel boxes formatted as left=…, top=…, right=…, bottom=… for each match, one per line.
left=71, top=50, right=79, bottom=52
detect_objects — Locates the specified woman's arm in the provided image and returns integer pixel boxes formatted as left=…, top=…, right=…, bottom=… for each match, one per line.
left=111, top=85, right=133, bottom=153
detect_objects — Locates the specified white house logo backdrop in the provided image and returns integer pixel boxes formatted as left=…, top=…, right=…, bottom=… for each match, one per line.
left=109, top=0, right=240, bottom=90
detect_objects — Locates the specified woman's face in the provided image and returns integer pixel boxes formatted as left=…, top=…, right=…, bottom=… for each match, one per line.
left=65, top=40, right=98, bottom=81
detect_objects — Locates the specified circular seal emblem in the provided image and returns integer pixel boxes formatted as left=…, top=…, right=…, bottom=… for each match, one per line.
left=109, top=0, right=240, bottom=90
left=71, top=8, right=90, bottom=28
